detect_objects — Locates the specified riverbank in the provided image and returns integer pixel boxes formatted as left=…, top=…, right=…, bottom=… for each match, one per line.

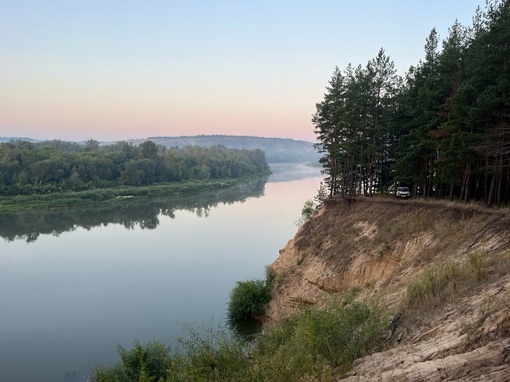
left=266, top=196, right=510, bottom=380
left=0, top=177, right=266, bottom=212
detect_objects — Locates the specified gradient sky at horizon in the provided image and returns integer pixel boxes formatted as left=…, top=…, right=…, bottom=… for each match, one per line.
left=1, top=1, right=485, bottom=143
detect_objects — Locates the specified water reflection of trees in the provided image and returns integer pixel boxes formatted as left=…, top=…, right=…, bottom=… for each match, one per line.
left=0, top=177, right=267, bottom=243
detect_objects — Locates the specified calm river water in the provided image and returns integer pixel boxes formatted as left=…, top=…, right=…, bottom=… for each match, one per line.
left=0, top=163, right=322, bottom=382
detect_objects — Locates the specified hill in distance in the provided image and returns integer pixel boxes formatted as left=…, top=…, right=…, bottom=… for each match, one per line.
left=0, top=137, right=39, bottom=143
left=139, top=135, right=320, bottom=164
left=0, top=135, right=320, bottom=164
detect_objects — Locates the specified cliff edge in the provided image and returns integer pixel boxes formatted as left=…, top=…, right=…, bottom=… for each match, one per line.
left=267, top=197, right=510, bottom=381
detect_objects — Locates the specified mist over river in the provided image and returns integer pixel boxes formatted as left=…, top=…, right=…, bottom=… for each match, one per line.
left=0, top=163, right=322, bottom=382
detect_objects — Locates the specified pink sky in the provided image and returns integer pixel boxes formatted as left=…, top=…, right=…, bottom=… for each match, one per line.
left=0, top=1, right=484, bottom=143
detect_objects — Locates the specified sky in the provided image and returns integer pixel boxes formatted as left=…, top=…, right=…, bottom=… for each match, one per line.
left=1, top=0, right=486, bottom=143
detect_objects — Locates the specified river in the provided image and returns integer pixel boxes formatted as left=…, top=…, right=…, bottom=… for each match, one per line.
left=0, top=163, right=322, bottom=382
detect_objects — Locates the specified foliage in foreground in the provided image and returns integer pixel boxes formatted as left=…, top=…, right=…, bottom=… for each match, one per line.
left=90, top=299, right=386, bottom=382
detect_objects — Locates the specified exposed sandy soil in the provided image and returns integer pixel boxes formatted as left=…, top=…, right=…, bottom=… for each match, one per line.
left=266, top=197, right=510, bottom=381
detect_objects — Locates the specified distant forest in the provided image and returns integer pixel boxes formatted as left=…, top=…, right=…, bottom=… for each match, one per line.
left=0, top=140, right=270, bottom=196
left=314, top=1, right=510, bottom=207
left=140, top=135, right=320, bottom=163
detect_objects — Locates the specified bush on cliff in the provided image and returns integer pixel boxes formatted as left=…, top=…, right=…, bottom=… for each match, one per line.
left=227, top=278, right=271, bottom=321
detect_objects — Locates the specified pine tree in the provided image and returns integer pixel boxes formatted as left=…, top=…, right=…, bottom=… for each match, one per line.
left=313, top=67, right=346, bottom=196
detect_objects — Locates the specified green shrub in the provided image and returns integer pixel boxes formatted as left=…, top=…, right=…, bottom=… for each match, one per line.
left=91, top=340, right=172, bottom=382
left=91, top=298, right=386, bottom=381
left=174, top=324, right=250, bottom=381
left=252, top=298, right=386, bottom=378
left=227, top=279, right=271, bottom=321
left=296, top=199, right=316, bottom=227
left=265, top=265, right=276, bottom=285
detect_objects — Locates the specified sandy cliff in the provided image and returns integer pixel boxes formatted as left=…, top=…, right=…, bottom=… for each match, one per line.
left=267, top=197, right=510, bottom=381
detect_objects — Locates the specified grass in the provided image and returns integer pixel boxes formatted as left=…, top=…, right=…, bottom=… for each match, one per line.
left=404, top=261, right=460, bottom=311
left=402, top=251, right=493, bottom=314
left=91, top=297, right=387, bottom=382
left=0, top=179, right=250, bottom=212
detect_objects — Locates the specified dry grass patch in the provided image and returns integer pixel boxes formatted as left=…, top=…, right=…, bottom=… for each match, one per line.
left=401, top=247, right=510, bottom=341
left=402, top=251, right=494, bottom=314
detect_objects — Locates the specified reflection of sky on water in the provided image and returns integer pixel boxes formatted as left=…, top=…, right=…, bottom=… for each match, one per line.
left=268, top=163, right=322, bottom=183
left=0, top=166, right=323, bottom=382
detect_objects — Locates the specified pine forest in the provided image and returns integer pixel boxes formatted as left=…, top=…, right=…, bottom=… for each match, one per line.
left=313, top=0, right=510, bottom=207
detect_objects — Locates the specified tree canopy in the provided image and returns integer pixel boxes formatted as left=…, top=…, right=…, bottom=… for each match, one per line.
left=0, top=140, right=270, bottom=196
left=313, top=0, right=510, bottom=206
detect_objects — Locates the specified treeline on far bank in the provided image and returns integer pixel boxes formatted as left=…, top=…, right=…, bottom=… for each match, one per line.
left=0, top=139, right=270, bottom=196
left=314, top=1, right=510, bottom=207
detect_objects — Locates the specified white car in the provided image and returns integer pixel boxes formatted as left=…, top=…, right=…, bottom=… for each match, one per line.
left=396, top=187, right=411, bottom=198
